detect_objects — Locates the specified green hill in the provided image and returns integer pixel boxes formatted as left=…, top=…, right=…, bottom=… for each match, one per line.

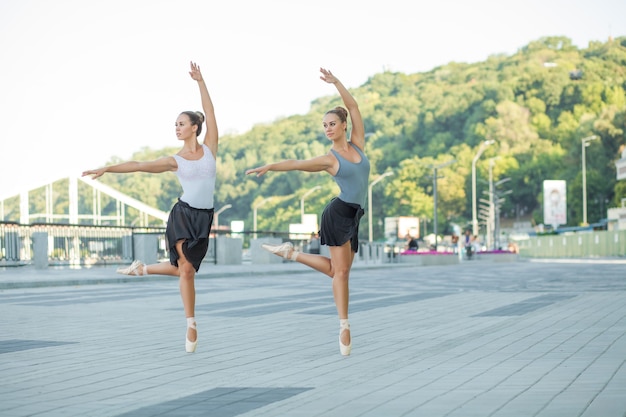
left=9, top=36, right=626, bottom=240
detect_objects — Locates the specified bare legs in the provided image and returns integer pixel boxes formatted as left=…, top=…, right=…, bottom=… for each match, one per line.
left=143, top=261, right=180, bottom=277
left=289, top=241, right=354, bottom=349
left=329, top=243, right=354, bottom=349
left=172, top=240, right=197, bottom=345
left=123, top=241, right=197, bottom=347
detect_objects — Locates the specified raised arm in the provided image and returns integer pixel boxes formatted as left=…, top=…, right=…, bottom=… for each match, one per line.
left=320, top=68, right=365, bottom=150
left=189, top=61, right=218, bottom=157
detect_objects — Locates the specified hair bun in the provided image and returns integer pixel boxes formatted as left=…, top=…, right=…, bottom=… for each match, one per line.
left=335, top=107, right=348, bottom=119
left=196, top=111, right=205, bottom=123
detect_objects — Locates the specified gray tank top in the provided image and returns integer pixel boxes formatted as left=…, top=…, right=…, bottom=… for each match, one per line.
left=330, top=143, right=370, bottom=208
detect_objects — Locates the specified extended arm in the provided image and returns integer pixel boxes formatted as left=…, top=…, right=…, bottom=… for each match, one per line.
left=245, top=154, right=335, bottom=177
left=320, top=68, right=365, bottom=150
left=189, top=61, right=218, bottom=157
left=82, top=157, right=177, bottom=179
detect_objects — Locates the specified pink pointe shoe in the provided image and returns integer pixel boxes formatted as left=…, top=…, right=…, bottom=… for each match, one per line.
left=339, top=321, right=352, bottom=356
left=261, top=242, right=299, bottom=261
left=185, top=321, right=197, bottom=353
left=116, top=260, right=144, bottom=276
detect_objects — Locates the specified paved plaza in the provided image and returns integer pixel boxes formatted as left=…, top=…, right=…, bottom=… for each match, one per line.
left=1, top=258, right=625, bottom=417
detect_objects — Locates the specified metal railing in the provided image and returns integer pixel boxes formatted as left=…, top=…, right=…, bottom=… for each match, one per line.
left=0, top=222, right=170, bottom=267
left=0, top=222, right=398, bottom=268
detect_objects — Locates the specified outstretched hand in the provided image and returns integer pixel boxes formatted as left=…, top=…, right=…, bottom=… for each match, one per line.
left=82, top=168, right=106, bottom=180
left=189, top=61, right=203, bottom=82
left=245, top=166, right=270, bottom=177
left=319, top=67, right=338, bottom=84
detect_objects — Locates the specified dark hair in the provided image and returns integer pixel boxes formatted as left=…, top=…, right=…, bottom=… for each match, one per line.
left=325, top=106, right=348, bottom=131
left=180, top=111, right=205, bottom=136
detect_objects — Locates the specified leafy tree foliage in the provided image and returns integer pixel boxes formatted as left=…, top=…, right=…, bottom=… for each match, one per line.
left=10, top=36, right=626, bottom=237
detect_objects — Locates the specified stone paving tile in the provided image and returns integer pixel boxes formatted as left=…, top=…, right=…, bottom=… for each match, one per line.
left=0, top=259, right=625, bottom=416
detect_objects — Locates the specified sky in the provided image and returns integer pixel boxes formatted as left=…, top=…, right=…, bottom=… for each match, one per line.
left=0, top=0, right=624, bottom=199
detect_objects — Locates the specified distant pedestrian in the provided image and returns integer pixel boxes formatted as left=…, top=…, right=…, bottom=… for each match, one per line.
left=472, top=234, right=481, bottom=253
left=245, top=68, right=370, bottom=356
left=82, top=62, right=218, bottom=353
left=463, top=229, right=473, bottom=259
left=451, top=233, right=459, bottom=253
left=309, top=232, right=321, bottom=254
left=405, top=234, right=418, bottom=252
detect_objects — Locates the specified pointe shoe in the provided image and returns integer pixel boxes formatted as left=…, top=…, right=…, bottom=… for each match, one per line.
left=116, top=260, right=144, bottom=276
left=261, top=242, right=299, bottom=261
left=185, top=321, right=197, bottom=353
left=339, top=322, right=352, bottom=356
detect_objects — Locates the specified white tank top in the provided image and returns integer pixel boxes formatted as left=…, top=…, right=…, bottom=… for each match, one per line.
left=173, top=144, right=216, bottom=209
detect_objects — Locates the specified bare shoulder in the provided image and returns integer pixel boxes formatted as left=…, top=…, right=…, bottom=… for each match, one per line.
left=309, top=152, right=335, bottom=168
left=323, top=150, right=340, bottom=175
left=154, top=155, right=178, bottom=171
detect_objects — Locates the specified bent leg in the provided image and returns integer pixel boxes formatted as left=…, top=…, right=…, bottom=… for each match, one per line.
left=144, top=261, right=180, bottom=277
left=293, top=252, right=334, bottom=278
left=293, top=243, right=356, bottom=279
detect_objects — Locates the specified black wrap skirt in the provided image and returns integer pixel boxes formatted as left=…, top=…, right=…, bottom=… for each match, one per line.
left=165, top=199, right=214, bottom=272
left=319, top=197, right=364, bottom=253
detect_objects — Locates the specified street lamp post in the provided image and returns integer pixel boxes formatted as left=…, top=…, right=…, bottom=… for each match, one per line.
left=581, top=135, right=598, bottom=226
left=253, top=197, right=273, bottom=239
left=368, top=172, right=393, bottom=242
left=488, top=158, right=496, bottom=250
left=432, top=160, right=456, bottom=250
left=214, top=204, right=232, bottom=231
left=472, top=140, right=495, bottom=236
left=300, top=186, right=321, bottom=224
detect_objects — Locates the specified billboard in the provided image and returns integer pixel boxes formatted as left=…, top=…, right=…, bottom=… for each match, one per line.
left=384, top=216, right=420, bottom=239
left=543, top=180, right=567, bottom=228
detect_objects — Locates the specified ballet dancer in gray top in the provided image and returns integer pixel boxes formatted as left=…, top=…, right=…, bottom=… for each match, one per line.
left=246, top=68, right=370, bottom=356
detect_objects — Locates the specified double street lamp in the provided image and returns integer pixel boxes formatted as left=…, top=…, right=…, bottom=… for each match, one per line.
left=581, top=135, right=598, bottom=226
left=368, top=172, right=394, bottom=242
left=300, top=186, right=321, bottom=224
left=252, top=197, right=273, bottom=239
left=472, top=140, right=495, bottom=236
left=432, top=160, right=456, bottom=249
left=214, top=204, right=232, bottom=230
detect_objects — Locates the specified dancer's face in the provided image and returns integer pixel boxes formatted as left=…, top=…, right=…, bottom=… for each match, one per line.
left=322, top=114, right=345, bottom=141
left=175, top=114, right=196, bottom=140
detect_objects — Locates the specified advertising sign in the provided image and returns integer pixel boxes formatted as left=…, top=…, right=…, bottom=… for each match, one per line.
left=543, top=180, right=567, bottom=228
